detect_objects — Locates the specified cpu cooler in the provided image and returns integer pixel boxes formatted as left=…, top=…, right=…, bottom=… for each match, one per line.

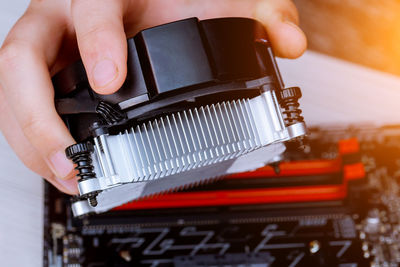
left=53, top=17, right=307, bottom=216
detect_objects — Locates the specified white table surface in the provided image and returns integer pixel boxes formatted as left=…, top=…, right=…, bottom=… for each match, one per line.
left=2, top=1, right=400, bottom=266
left=0, top=2, right=43, bottom=267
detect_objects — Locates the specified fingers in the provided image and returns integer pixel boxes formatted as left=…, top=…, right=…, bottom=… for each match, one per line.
left=71, top=0, right=127, bottom=94
left=254, top=0, right=307, bottom=58
left=0, top=86, right=78, bottom=194
left=0, top=9, right=76, bottom=182
left=49, top=173, right=79, bottom=195
left=138, top=0, right=306, bottom=59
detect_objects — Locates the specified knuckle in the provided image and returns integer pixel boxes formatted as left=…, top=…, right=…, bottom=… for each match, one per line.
left=20, top=114, right=47, bottom=138
left=0, top=42, right=32, bottom=71
left=81, top=24, right=108, bottom=41
left=0, top=44, right=21, bottom=68
left=78, top=24, right=116, bottom=55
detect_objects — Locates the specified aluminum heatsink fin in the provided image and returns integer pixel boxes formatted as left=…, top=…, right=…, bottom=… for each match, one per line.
left=72, top=90, right=306, bottom=216
left=94, top=98, right=265, bottom=183
left=72, top=142, right=286, bottom=216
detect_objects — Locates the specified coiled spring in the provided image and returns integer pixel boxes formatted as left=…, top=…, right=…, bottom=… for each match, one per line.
left=279, top=87, right=304, bottom=126
left=65, top=142, right=98, bottom=207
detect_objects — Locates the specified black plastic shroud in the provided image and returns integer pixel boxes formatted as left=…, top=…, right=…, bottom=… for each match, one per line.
left=53, top=17, right=285, bottom=142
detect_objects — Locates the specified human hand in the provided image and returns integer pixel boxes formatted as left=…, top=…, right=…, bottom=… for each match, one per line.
left=0, top=0, right=306, bottom=194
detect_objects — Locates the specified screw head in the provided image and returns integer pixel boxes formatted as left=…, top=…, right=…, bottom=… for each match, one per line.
left=65, top=142, right=94, bottom=159
left=279, top=87, right=302, bottom=101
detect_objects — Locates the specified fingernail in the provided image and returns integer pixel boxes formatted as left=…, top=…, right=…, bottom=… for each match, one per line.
left=92, top=59, right=118, bottom=88
left=48, top=150, right=75, bottom=179
left=283, top=19, right=302, bottom=32
left=56, top=177, right=79, bottom=194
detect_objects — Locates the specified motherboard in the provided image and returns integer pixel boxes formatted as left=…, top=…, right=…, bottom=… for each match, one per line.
left=43, top=125, right=400, bottom=267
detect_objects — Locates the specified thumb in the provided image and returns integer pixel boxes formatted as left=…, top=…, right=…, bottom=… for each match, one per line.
left=71, top=0, right=127, bottom=95
left=255, top=0, right=307, bottom=59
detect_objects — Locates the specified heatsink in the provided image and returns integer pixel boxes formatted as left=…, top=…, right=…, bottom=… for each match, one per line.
left=53, top=17, right=307, bottom=216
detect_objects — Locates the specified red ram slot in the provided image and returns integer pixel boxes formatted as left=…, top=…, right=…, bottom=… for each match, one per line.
left=228, top=158, right=342, bottom=179
left=115, top=138, right=365, bottom=211
left=339, top=138, right=360, bottom=155
left=114, top=162, right=364, bottom=211
left=114, top=185, right=348, bottom=211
